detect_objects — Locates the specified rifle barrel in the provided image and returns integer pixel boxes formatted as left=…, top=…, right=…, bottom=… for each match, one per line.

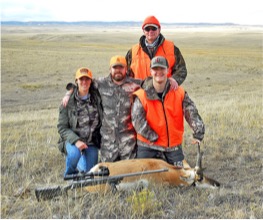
left=70, top=168, right=169, bottom=188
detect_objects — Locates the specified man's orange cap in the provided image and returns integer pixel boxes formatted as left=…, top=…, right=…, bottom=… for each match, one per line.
left=142, top=16, right=161, bottom=29
left=109, top=55, right=127, bottom=67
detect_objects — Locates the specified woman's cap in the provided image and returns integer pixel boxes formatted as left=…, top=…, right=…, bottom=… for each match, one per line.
left=75, top=67, right=93, bottom=79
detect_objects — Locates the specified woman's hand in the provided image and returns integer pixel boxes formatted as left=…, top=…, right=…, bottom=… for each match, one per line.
left=75, top=140, right=88, bottom=151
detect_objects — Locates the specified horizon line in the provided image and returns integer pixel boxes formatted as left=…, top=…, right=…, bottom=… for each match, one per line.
left=2, top=21, right=262, bottom=27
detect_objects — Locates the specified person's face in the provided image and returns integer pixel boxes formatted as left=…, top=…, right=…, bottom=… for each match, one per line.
left=150, top=67, right=168, bottom=84
left=76, top=76, right=91, bottom=93
left=110, top=65, right=127, bottom=82
left=143, top=26, right=160, bottom=43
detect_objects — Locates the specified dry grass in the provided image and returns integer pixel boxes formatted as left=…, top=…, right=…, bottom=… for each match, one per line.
left=1, top=25, right=263, bottom=218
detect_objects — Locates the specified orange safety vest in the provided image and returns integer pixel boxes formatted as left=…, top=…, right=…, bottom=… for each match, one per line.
left=130, top=40, right=175, bottom=80
left=134, top=86, right=185, bottom=147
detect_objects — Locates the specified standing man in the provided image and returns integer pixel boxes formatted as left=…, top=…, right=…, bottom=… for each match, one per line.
left=62, top=56, right=141, bottom=162
left=126, top=15, right=187, bottom=86
left=96, top=56, right=140, bottom=162
left=131, top=56, right=204, bottom=168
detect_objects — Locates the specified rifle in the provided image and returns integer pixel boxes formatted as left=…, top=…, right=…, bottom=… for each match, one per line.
left=35, top=167, right=168, bottom=201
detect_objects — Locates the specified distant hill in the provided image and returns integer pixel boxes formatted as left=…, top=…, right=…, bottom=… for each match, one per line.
left=1, top=21, right=238, bottom=27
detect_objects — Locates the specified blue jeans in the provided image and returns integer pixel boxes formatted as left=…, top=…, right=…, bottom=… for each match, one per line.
left=64, top=142, right=98, bottom=176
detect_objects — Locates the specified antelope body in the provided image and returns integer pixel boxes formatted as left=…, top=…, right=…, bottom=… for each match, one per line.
left=86, top=156, right=220, bottom=192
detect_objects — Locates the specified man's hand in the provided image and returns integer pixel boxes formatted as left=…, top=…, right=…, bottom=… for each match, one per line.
left=191, top=139, right=201, bottom=145
left=62, top=95, right=70, bottom=107
left=61, top=88, right=73, bottom=107
left=75, top=140, right=88, bottom=151
left=174, top=161, right=184, bottom=169
left=168, top=77, right=178, bottom=90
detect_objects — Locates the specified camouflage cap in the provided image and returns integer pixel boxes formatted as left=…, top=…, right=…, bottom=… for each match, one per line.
left=150, top=56, right=169, bottom=69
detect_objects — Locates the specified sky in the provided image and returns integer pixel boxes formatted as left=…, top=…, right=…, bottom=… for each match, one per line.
left=1, top=0, right=262, bottom=25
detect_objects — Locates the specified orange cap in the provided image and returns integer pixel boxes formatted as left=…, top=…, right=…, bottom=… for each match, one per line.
left=109, top=55, right=127, bottom=67
left=75, top=67, right=92, bottom=80
left=142, top=16, right=161, bottom=29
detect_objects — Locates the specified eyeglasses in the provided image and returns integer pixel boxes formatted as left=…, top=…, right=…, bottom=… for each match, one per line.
left=144, top=26, right=158, bottom=32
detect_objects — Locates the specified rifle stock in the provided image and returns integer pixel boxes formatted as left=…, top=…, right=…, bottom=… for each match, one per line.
left=35, top=168, right=168, bottom=201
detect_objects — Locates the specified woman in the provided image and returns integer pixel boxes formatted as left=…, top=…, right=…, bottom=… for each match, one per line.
left=57, top=67, right=102, bottom=176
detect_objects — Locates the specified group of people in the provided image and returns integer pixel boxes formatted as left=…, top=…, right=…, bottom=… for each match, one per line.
left=57, top=16, right=205, bottom=176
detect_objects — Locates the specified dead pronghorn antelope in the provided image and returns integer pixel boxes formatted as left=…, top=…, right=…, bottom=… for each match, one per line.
left=87, top=144, right=220, bottom=192
left=35, top=144, right=220, bottom=200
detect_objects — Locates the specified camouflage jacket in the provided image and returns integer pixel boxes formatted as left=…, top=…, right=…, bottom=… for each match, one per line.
left=57, top=84, right=102, bottom=153
left=94, top=75, right=141, bottom=161
left=131, top=78, right=205, bottom=152
left=126, top=33, right=187, bottom=85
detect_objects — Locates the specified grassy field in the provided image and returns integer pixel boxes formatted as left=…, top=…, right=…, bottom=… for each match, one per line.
left=1, top=25, right=263, bottom=219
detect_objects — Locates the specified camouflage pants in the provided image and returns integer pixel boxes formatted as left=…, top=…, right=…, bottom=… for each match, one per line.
left=100, top=133, right=137, bottom=162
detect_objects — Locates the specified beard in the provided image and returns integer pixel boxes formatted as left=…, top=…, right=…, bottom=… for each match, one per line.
left=112, top=72, right=125, bottom=82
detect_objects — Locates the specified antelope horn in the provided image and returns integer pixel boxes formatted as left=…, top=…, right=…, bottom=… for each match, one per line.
left=195, top=143, right=204, bottom=176
left=196, top=143, right=201, bottom=168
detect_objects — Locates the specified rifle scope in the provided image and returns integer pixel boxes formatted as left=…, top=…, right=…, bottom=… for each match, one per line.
left=64, top=166, right=110, bottom=181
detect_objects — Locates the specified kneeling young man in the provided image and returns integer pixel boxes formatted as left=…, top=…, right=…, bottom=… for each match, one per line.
left=131, top=56, right=205, bottom=168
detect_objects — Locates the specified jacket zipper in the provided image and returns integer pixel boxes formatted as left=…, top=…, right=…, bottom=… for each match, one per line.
left=161, top=99, right=169, bottom=147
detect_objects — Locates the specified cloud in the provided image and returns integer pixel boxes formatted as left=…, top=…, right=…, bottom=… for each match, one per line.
left=1, top=0, right=263, bottom=25
left=1, top=0, right=54, bottom=21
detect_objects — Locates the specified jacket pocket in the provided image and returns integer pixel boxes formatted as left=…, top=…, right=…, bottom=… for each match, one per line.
left=58, top=137, right=66, bottom=154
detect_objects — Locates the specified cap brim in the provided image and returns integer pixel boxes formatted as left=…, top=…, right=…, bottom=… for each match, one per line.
left=151, top=64, right=167, bottom=69
left=111, top=63, right=126, bottom=67
left=144, top=24, right=159, bottom=29
left=77, top=74, right=92, bottom=79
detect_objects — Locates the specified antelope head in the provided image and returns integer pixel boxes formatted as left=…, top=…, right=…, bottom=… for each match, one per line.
left=193, top=143, right=220, bottom=189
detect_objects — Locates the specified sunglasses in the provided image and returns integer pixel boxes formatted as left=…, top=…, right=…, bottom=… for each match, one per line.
left=144, top=26, right=158, bottom=32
